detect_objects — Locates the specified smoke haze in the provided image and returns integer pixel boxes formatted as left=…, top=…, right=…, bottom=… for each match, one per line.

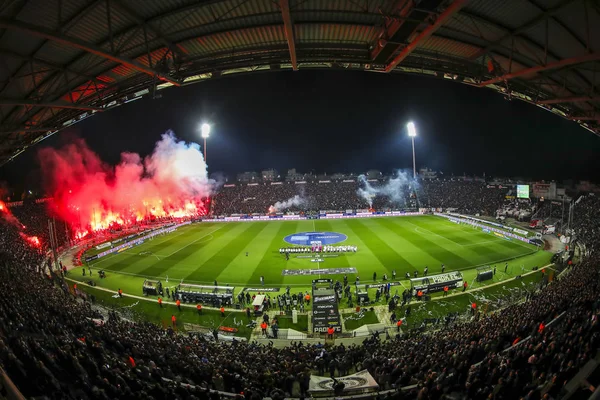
left=39, top=131, right=214, bottom=235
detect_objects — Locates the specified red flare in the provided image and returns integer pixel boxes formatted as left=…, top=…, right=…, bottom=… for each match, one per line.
left=19, top=232, right=41, bottom=248
left=38, top=132, right=212, bottom=238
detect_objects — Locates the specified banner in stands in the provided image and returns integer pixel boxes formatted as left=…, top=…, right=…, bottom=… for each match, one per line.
left=532, top=183, right=557, bottom=199
left=312, top=289, right=341, bottom=333
left=309, top=370, right=379, bottom=395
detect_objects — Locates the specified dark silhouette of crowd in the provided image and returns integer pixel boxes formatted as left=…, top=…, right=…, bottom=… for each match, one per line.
left=0, top=190, right=599, bottom=399
left=572, top=194, right=600, bottom=253
left=418, top=180, right=507, bottom=215
left=212, top=179, right=507, bottom=216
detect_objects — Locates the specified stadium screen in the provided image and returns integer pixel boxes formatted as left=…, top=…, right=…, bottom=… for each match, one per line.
left=517, top=185, right=530, bottom=199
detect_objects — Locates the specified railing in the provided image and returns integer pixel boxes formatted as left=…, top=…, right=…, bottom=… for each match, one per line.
left=0, top=366, right=26, bottom=400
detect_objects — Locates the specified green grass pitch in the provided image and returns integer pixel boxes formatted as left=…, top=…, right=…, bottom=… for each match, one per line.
left=80, top=215, right=550, bottom=297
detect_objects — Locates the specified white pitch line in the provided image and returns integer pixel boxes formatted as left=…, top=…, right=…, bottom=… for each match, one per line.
left=88, top=251, right=121, bottom=267
left=312, top=219, right=320, bottom=270
left=163, top=225, right=225, bottom=258
left=459, top=239, right=506, bottom=247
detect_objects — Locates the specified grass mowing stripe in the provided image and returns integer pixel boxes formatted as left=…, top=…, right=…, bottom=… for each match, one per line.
left=402, top=217, right=479, bottom=250
left=382, top=217, right=473, bottom=269
left=137, top=225, right=217, bottom=256
left=248, top=221, right=300, bottom=285
left=344, top=219, right=412, bottom=273
left=407, top=218, right=475, bottom=247
left=360, top=218, right=438, bottom=269
left=132, top=223, right=239, bottom=278
left=90, top=229, right=201, bottom=272
left=216, top=221, right=285, bottom=286
left=184, top=222, right=270, bottom=282
left=434, top=225, right=518, bottom=262
left=414, top=218, right=496, bottom=247
left=495, top=237, right=536, bottom=253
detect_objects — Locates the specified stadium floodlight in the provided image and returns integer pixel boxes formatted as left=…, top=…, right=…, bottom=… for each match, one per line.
left=200, top=123, right=211, bottom=162
left=407, top=122, right=417, bottom=179
left=201, top=123, right=211, bottom=139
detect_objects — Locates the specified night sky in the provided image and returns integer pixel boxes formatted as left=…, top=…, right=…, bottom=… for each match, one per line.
left=2, top=70, right=600, bottom=195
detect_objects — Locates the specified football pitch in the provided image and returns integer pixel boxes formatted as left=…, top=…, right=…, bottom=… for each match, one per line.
left=81, top=215, right=549, bottom=294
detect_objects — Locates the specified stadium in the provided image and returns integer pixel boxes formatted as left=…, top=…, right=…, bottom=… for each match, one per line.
left=0, top=0, right=599, bottom=400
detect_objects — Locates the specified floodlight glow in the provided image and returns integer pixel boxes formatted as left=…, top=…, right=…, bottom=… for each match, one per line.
left=201, top=123, right=211, bottom=139
left=407, top=122, right=417, bottom=137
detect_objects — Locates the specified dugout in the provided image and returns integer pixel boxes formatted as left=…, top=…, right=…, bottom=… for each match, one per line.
left=353, top=284, right=370, bottom=304
left=142, top=279, right=163, bottom=296
left=176, top=283, right=234, bottom=306
left=312, top=278, right=333, bottom=290
left=476, top=266, right=494, bottom=282
left=409, top=271, right=463, bottom=296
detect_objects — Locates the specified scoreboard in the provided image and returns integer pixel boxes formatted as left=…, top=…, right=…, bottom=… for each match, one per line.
left=517, top=185, right=530, bottom=199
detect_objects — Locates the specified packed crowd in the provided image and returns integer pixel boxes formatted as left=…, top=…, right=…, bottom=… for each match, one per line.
left=531, top=199, right=566, bottom=224
left=496, top=198, right=534, bottom=220
left=212, top=179, right=507, bottom=216
left=418, top=180, right=507, bottom=215
left=8, top=201, right=69, bottom=249
left=212, top=181, right=368, bottom=215
left=0, top=191, right=598, bottom=400
left=572, top=194, right=600, bottom=252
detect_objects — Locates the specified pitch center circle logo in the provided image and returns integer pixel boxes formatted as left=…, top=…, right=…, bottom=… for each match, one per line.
left=284, top=232, right=347, bottom=246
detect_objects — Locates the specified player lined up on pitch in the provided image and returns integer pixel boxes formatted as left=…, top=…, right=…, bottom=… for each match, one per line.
left=279, top=245, right=357, bottom=254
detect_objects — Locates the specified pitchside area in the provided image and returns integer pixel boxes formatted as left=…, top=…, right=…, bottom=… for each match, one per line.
left=79, top=215, right=548, bottom=295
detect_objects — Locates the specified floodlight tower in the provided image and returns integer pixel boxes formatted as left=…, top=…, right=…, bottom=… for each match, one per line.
left=407, top=122, right=417, bottom=179
left=200, top=123, right=211, bottom=162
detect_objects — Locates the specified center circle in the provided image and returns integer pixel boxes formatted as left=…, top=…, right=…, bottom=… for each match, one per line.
left=283, top=231, right=347, bottom=246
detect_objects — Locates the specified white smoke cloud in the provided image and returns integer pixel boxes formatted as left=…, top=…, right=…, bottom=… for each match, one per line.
left=357, top=171, right=414, bottom=208
left=270, top=195, right=305, bottom=212
left=39, top=130, right=216, bottom=231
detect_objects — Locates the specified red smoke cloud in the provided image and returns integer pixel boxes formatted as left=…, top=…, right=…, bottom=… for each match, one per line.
left=39, top=131, right=213, bottom=238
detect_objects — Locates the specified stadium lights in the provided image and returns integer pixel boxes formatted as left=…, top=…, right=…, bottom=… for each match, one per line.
left=407, top=122, right=417, bottom=179
left=200, top=123, right=211, bottom=162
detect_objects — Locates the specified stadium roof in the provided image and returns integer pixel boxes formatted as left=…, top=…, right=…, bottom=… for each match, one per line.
left=0, top=0, right=599, bottom=165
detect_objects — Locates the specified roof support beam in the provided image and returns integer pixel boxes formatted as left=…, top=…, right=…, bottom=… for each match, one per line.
left=279, top=0, right=297, bottom=70
left=111, top=0, right=185, bottom=59
left=469, top=0, right=580, bottom=60
left=0, top=98, right=104, bottom=111
left=537, top=95, right=600, bottom=104
left=478, top=52, right=600, bottom=86
left=370, top=0, right=415, bottom=61
left=569, top=114, right=600, bottom=121
left=384, top=0, right=469, bottom=73
left=0, top=127, right=55, bottom=135
left=0, top=18, right=181, bottom=86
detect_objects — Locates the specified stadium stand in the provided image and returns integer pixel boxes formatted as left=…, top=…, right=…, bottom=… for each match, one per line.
left=212, top=179, right=508, bottom=216
left=0, top=188, right=598, bottom=399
